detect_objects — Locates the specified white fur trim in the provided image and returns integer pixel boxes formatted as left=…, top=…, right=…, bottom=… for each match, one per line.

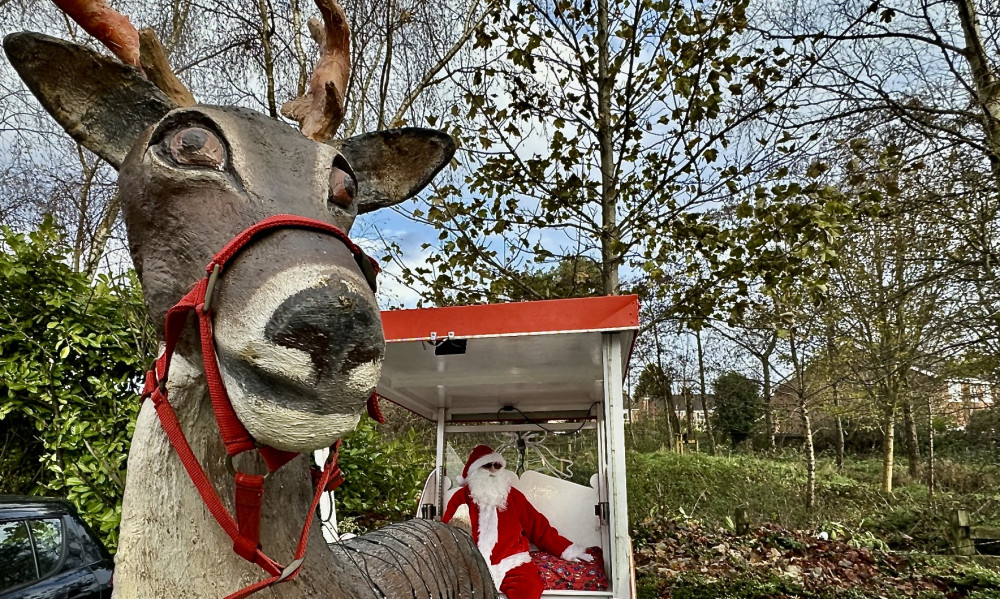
left=460, top=452, right=505, bottom=485
left=476, top=505, right=499, bottom=564
left=488, top=552, right=532, bottom=591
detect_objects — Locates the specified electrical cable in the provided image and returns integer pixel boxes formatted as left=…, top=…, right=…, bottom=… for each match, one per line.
left=495, top=401, right=599, bottom=435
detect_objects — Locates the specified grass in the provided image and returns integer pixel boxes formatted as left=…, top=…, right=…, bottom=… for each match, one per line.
left=626, top=449, right=1000, bottom=553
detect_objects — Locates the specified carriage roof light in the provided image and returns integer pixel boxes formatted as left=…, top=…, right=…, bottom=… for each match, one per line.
left=434, top=338, right=467, bottom=355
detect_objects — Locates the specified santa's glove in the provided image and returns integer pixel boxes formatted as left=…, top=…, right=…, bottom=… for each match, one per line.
left=561, top=544, right=594, bottom=563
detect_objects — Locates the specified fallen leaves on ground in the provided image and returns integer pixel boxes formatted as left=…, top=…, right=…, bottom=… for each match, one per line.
left=633, top=520, right=1000, bottom=598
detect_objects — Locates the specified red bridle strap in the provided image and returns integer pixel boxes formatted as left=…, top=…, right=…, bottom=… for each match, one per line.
left=141, top=215, right=368, bottom=597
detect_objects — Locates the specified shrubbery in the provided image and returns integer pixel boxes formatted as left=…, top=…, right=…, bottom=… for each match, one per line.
left=0, top=218, right=155, bottom=551
left=334, top=415, right=433, bottom=530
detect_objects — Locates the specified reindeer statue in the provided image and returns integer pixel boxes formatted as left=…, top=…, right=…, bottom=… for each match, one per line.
left=5, top=1, right=494, bottom=597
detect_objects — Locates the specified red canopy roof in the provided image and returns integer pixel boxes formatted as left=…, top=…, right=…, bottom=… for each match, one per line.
left=381, top=294, right=639, bottom=342
left=377, top=295, right=639, bottom=422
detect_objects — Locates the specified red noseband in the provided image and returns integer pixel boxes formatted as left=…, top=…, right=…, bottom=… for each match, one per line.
left=140, top=215, right=383, bottom=598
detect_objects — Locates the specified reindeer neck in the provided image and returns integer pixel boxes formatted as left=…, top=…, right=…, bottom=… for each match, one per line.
left=113, top=349, right=355, bottom=598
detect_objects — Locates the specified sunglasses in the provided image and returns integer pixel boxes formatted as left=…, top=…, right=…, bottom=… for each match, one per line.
left=481, top=462, right=504, bottom=471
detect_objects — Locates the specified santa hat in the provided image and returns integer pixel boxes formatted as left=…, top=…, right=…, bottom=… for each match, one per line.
left=458, top=444, right=505, bottom=485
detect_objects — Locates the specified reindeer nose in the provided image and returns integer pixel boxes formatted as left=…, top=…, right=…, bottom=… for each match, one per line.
left=263, top=280, right=384, bottom=377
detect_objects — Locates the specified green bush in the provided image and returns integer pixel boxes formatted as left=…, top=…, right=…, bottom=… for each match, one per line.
left=335, top=415, right=433, bottom=531
left=0, top=218, right=155, bottom=551
left=712, top=371, right=762, bottom=447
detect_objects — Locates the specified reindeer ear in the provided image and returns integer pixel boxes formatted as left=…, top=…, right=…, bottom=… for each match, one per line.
left=4, top=32, right=176, bottom=169
left=336, top=128, right=456, bottom=214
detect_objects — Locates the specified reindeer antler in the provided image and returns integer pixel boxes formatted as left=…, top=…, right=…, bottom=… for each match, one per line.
left=51, top=0, right=196, bottom=106
left=52, top=0, right=141, bottom=67
left=139, top=28, right=196, bottom=106
left=281, top=0, right=351, bottom=142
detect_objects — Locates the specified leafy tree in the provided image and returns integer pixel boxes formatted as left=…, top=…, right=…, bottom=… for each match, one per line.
left=713, top=313, right=780, bottom=450
left=712, top=371, right=761, bottom=447
left=0, top=217, right=156, bottom=550
left=635, top=363, right=672, bottom=405
left=400, top=0, right=852, bottom=315
left=825, top=136, right=967, bottom=493
left=1, top=0, right=484, bottom=272
left=500, top=256, right=603, bottom=302
left=760, top=0, right=1000, bottom=375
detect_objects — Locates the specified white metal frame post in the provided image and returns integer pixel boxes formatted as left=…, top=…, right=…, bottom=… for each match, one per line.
left=602, top=332, right=631, bottom=599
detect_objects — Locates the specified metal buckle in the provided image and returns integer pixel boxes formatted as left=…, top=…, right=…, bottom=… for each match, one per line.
left=202, top=263, right=222, bottom=314
left=225, top=454, right=271, bottom=481
left=277, top=558, right=304, bottom=582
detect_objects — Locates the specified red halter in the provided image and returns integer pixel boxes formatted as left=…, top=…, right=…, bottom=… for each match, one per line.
left=140, top=214, right=384, bottom=598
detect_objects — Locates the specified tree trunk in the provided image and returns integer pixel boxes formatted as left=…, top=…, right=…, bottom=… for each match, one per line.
left=927, top=392, right=935, bottom=496
left=84, top=191, right=122, bottom=278
left=835, top=409, right=845, bottom=472
left=377, top=0, right=395, bottom=129
left=830, top=363, right=844, bottom=472
left=903, top=394, right=920, bottom=478
left=71, top=144, right=97, bottom=273
left=291, top=0, right=308, bottom=96
left=801, top=393, right=816, bottom=510
left=257, top=0, right=278, bottom=117
left=165, top=0, right=191, bottom=56
left=760, top=336, right=777, bottom=451
left=882, top=403, right=896, bottom=493
left=668, top=390, right=681, bottom=437
left=653, top=328, right=675, bottom=450
left=685, top=387, right=693, bottom=440
left=596, top=0, right=619, bottom=294
left=825, top=323, right=843, bottom=470
left=789, top=331, right=814, bottom=509
left=955, top=0, right=1000, bottom=183
left=663, top=383, right=675, bottom=451
left=696, top=328, right=716, bottom=455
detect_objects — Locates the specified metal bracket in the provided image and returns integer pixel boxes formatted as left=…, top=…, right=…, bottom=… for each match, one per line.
left=595, top=501, right=609, bottom=524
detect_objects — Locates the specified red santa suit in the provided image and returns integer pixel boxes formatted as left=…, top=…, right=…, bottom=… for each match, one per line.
left=442, top=445, right=588, bottom=599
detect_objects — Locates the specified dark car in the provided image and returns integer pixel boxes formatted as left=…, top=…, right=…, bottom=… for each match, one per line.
left=0, top=496, right=113, bottom=599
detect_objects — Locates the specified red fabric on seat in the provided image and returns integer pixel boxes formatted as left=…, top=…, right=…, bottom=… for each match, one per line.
left=530, top=546, right=608, bottom=591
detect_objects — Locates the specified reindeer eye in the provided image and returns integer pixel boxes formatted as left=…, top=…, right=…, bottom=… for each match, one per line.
left=167, top=127, right=225, bottom=170
left=329, top=166, right=357, bottom=209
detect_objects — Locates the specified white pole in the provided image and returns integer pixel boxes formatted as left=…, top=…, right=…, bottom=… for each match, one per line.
left=603, top=332, right=632, bottom=599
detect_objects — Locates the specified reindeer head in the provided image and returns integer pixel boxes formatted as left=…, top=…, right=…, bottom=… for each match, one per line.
left=4, top=31, right=453, bottom=452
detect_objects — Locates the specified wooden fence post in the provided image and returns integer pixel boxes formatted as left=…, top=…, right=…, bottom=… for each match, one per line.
left=734, top=506, right=750, bottom=535
left=951, top=509, right=976, bottom=556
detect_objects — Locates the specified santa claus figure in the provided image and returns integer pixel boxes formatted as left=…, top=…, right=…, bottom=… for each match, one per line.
left=442, top=444, right=593, bottom=599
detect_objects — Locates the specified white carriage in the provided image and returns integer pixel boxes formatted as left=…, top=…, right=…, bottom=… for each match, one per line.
left=376, top=295, right=639, bottom=599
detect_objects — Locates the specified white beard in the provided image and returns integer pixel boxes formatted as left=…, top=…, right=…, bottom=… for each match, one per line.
left=467, top=467, right=511, bottom=510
